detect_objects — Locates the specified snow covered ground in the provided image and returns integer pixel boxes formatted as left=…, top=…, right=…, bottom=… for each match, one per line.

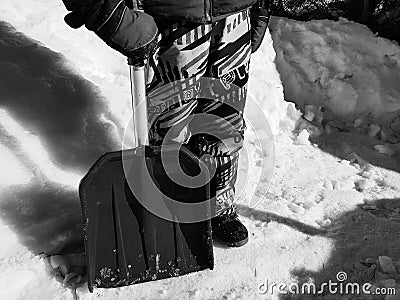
left=0, top=1, right=400, bottom=300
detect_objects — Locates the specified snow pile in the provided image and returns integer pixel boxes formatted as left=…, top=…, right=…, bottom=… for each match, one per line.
left=248, top=29, right=301, bottom=136
left=270, top=17, right=400, bottom=131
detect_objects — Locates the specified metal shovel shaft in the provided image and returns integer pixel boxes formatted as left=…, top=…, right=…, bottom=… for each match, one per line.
left=129, top=64, right=148, bottom=147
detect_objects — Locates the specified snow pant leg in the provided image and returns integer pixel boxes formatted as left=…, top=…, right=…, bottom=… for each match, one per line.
left=188, top=10, right=252, bottom=214
left=145, top=20, right=213, bottom=145
left=145, top=11, right=252, bottom=215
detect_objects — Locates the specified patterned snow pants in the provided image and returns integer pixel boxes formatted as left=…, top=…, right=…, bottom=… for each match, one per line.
left=145, top=10, right=252, bottom=214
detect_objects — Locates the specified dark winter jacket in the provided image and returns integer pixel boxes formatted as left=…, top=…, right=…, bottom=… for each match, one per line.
left=63, top=0, right=258, bottom=23
left=139, top=0, right=258, bottom=23
left=62, top=0, right=271, bottom=60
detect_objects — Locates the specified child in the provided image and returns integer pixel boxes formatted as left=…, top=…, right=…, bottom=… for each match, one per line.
left=62, top=0, right=271, bottom=247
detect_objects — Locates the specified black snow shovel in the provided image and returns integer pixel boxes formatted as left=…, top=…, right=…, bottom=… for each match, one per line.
left=79, top=59, right=214, bottom=292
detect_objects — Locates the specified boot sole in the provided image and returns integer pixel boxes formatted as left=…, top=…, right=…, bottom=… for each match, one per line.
left=213, top=235, right=249, bottom=248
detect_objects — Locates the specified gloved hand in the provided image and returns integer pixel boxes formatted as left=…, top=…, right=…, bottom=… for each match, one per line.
left=250, top=0, right=272, bottom=53
left=62, top=0, right=159, bottom=64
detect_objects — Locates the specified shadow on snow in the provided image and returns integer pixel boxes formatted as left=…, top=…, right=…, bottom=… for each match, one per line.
left=0, top=21, right=118, bottom=255
left=280, top=197, right=400, bottom=300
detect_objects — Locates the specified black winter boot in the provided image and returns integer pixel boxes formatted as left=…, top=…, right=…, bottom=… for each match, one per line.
left=187, top=133, right=248, bottom=247
left=211, top=205, right=249, bottom=247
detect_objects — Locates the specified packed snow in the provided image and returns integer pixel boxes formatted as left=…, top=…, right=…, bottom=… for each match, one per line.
left=270, top=17, right=400, bottom=128
left=1, top=1, right=400, bottom=300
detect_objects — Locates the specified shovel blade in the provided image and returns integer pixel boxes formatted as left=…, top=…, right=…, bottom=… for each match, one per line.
left=79, top=146, right=214, bottom=292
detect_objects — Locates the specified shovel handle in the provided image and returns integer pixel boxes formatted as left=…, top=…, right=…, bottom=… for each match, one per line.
left=129, top=59, right=148, bottom=147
